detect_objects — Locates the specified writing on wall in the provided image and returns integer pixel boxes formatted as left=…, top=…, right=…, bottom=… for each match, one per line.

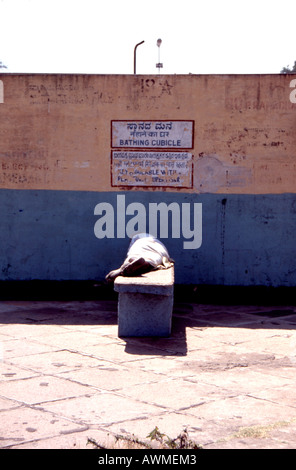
left=0, top=75, right=295, bottom=194
left=112, top=151, right=193, bottom=187
left=111, top=120, right=194, bottom=188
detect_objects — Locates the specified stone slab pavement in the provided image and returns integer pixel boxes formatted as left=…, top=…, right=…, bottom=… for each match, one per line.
left=0, top=296, right=296, bottom=449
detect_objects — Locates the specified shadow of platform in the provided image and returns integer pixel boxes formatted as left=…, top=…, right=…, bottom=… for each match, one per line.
left=0, top=282, right=295, bottom=360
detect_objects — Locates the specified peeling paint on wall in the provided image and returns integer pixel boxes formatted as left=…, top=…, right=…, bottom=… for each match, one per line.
left=194, top=155, right=252, bottom=193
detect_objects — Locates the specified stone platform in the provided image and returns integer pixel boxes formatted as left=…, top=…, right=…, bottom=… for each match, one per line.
left=114, top=267, right=174, bottom=337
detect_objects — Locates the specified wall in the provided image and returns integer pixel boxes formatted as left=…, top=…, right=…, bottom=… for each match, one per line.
left=0, top=73, right=295, bottom=286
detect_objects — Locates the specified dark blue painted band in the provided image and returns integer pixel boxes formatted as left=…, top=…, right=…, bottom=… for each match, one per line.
left=0, top=189, right=295, bottom=286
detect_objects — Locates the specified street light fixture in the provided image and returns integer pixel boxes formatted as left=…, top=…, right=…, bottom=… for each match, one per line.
left=156, top=38, right=163, bottom=73
left=134, top=40, right=145, bottom=74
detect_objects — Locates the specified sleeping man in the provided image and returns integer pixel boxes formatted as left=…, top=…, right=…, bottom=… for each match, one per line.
left=105, top=233, right=174, bottom=282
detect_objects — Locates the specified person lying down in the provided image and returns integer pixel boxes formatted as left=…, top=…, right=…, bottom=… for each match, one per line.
left=105, top=233, right=174, bottom=282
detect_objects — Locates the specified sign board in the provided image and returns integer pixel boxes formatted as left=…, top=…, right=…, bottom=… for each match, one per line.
left=111, top=151, right=193, bottom=187
left=111, top=120, right=194, bottom=149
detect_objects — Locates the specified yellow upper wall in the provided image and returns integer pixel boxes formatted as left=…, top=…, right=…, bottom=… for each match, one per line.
left=0, top=73, right=295, bottom=194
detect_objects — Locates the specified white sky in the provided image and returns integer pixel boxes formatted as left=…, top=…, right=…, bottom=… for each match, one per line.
left=0, top=0, right=295, bottom=75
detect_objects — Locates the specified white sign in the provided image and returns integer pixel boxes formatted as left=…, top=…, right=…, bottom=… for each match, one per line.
left=290, top=79, right=296, bottom=104
left=111, top=120, right=194, bottom=149
left=0, top=80, right=3, bottom=104
left=111, top=151, right=193, bottom=187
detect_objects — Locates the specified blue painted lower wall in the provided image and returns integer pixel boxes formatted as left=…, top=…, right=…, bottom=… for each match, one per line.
left=0, top=189, right=295, bottom=286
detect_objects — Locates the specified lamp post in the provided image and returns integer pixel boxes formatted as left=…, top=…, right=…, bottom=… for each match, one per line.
left=134, top=40, right=145, bottom=74
left=156, top=38, right=163, bottom=73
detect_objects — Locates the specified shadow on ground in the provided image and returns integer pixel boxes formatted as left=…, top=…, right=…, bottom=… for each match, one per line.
left=0, top=282, right=295, bottom=360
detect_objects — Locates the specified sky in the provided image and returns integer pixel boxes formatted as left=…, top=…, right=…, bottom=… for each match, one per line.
left=0, top=0, right=295, bottom=75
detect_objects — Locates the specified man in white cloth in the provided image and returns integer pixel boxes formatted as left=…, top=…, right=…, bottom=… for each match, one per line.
left=105, top=233, right=174, bottom=282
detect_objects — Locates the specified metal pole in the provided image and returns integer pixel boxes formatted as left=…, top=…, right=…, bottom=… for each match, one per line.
left=156, top=38, right=163, bottom=73
left=134, top=40, right=144, bottom=74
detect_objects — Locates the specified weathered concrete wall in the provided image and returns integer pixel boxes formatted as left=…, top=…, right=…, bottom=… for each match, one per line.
left=0, top=74, right=295, bottom=193
left=0, top=74, right=295, bottom=285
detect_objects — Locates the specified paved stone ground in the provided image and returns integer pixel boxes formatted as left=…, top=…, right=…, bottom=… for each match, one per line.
left=0, top=297, right=296, bottom=449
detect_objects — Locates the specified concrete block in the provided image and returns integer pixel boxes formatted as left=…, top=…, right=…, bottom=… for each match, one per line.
left=114, top=267, right=174, bottom=337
